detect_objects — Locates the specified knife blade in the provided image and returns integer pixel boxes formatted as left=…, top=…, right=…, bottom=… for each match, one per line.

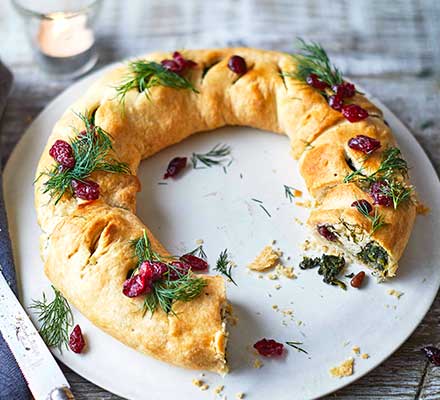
left=0, top=271, right=74, bottom=399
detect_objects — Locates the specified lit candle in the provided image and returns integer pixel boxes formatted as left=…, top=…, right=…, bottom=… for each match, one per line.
left=37, top=12, right=94, bottom=58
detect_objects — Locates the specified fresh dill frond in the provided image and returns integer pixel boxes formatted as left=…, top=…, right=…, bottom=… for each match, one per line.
left=214, top=249, right=237, bottom=286
left=284, top=38, right=343, bottom=88
left=131, top=230, right=207, bottom=316
left=115, top=60, right=198, bottom=105
left=370, top=147, right=408, bottom=180
left=284, top=185, right=298, bottom=202
left=188, top=244, right=207, bottom=260
left=353, top=201, right=387, bottom=234
left=30, top=286, right=73, bottom=351
left=191, top=143, right=232, bottom=169
left=378, top=179, right=413, bottom=209
left=286, top=341, right=308, bottom=355
left=251, top=198, right=271, bottom=217
left=40, top=112, right=130, bottom=203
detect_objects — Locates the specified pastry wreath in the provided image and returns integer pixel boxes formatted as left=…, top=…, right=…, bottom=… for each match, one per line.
left=34, top=47, right=416, bottom=374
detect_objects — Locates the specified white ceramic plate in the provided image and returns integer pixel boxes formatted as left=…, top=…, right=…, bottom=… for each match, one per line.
left=4, top=64, right=440, bottom=400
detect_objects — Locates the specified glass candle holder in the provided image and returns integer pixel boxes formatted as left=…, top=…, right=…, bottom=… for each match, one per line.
left=12, top=0, right=102, bottom=79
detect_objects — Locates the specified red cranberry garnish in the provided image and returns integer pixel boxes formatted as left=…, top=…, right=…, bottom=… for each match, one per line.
left=139, top=261, right=168, bottom=282
left=49, top=140, right=76, bottom=169
left=227, top=55, right=247, bottom=75
left=122, top=272, right=152, bottom=297
left=71, top=179, right=100, bottom=201
left=306, top=73, right=329, bottom=91
left=180, top=254, right=208, bottom=271
left=351, top=199, right=373, bottom=214
left=348, top=135, right=381, bottom=155
left=317, top=224, right=338, bottom=242
left=168, top=261, right=191, bottom=280
left=370, top=181, right=392, bottom=207
left=342, top=104, right=369, bottom=122
left=421, top=346, right=440, bottom=366
left=253, top=338, right=284, bottom=357
left=163, top=157, right=187, bottom=179
left=333, top=82, right=356, bottom=98
left=350, top=271, right=366, bottom=288
left=161, top=52, right=197, bottom=75
left=69, top=325, right=86, bottom=353
left=328, top=94, right=343, bottom=111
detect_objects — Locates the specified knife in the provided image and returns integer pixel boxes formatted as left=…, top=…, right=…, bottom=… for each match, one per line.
left=0, top=271, right=75, bottom=400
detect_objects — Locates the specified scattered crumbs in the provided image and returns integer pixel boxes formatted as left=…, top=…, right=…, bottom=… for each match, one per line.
left=214, top=385, right=224, bottom=395
left=236, top=393, right=245, bottom=399
left=282, top=309, right=293, bottom=316
left=268, top=273, right=278, bottom=280
left=271, top=239, right=277, bottom=245
left=352, top=346, right=360, bottom=355
left=253, top=358, right=263, bottom=368
left=387, top=289, right=403, bottom=299
left=274, top=284, right=282, bottom=290
left=329, top=358, right=354, bottom=378
left=192, top=379, right=208, bottom=390
left=230, top=261, right=237, bottom=268
left=196, top=239, right=204, bottom=245
left=247, top=245, right=281, bottom=271
left=258, top=274, right=264, bottom=279
left=302, top=239, right=311, bottom=251
left=361, top=353, right=370, bottom=359
left=272, top=304, right=279, bottom=310
left=294, top=217, right=304, bottom=225
left=293, top=188, right=303, bottom=197
left=275, top=264, right=297, bottom=279
left=416, top=203, right=430, bottom=215
left=295, top=200, right=313, bottom=208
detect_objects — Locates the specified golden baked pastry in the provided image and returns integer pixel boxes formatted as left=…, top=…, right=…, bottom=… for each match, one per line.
left=34, top=43, right=416, bottom=373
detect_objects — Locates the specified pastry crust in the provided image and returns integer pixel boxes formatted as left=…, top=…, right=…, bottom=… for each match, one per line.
left=34, top=48, right=416, bottom=372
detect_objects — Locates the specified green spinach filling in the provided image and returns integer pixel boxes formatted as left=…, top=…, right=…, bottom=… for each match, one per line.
left=300, top=254, right=346, bottom=290
left=357, top=242, right=388, bottom=271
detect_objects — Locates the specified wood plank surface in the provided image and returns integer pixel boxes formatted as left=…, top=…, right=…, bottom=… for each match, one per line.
left=0, top=0, right=439, bottom=398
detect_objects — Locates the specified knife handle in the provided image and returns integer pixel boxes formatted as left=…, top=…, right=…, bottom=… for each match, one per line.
left=48, top=386, right=75, bottom=400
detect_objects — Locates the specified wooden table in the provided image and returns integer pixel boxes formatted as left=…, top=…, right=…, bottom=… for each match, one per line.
left=1, top=0, right=439, bottom=398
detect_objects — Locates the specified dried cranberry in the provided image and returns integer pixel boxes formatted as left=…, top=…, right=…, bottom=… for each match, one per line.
left=122, top=272, right=151, bottom=297
left=348, top=135, right=381, bottom=155
left=168, top=261, right=191, bottom=280
left=421, top=346, right=440, bottom=366
left=180, top=254, right=208, bottom=271
left=317, top=224, right=338, bottom=242
left=333, top=82, right=356, bottom=98
left=350, top=271, right=366, bottom=288
left=49, top=140, right=75, bottom=169
left=253, top=338, right=284, bottom=357
left=69, top=325, right=86, bottom=353
left=342, top=104, right=369, bottom=122
left=370, top=181, right=393, bottom=207
left=161, top=52, right=197, bottom=75
left=328, top=94, right=343, bottom=111
left=163, top=157, right=187, bottom=179
left=71, top=179, right=100, bottom=201
left=139, top=260, right=168, bottom=282
left=306, top=73, right=329, bottom=91
left=227, top=55, right=247, bottom=75
left=351, top=199, right=373, bottom=214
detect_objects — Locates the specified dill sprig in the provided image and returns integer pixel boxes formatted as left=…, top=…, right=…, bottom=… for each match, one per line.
left=30, top=286, right=73, bottom=351
left=191, top=143, right=232, bottom=169
left=130, top=231, right=207, bottom=316
left=286, top=341, right=308, bottom=355
left=284, top=185, right=298, bottom=203
left=284, top=38, right=343, bottom=88
left=353, top=201, right=387, bottom=234
left=344, top=147, right=412, bottom=209
left=115, top=60, right=198, bottom=105
left=40, top=113, right=130, bottom=204
left=188, top=244, right=207, bottom=260
left=214, top=249, right=237, bottom=286
left=251, top=198, right=272, bottom=218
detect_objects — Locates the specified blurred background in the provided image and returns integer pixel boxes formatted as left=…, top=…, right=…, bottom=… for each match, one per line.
left=0, top=0, right=439, bottom=398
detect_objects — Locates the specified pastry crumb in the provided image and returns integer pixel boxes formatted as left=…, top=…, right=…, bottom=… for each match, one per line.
left=214, top=385, right=224, bottom=394
left=253, top=358, right=263, bottom=368
left=294, top=217, right=304, bottom=225
left=195, top=239, right=204, bottom=245
left=352, top=346, right=360, bottom=354
left=272, top=304, right=278, bottom=310
left=387, top=289, right=403, bottom=299
left=236, top=393, right=245, bottom=399
left=329, top=358, right=354, bottom=378
left=295, top=200, right=312, bottom=208
left=248, top=245, right=280, bottom=271
left=274, top=284, right=282, bottom=290
left=361, top=353, right=370, bottom=359
left=416, top=202, right=430, bottom=215
left=275, top=264, right=296, bottom=279
left=268, top=273, right=278, bottom=280
left=192, top=379, right=208, bottom=390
